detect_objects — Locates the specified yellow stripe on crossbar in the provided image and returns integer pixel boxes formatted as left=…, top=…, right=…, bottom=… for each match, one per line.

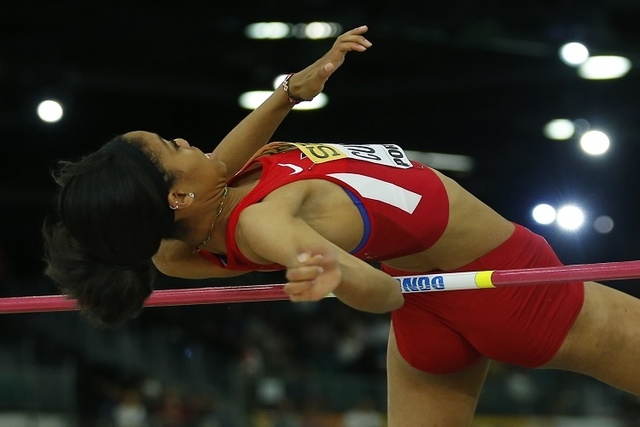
left=475, top=271, right=495, bottom=288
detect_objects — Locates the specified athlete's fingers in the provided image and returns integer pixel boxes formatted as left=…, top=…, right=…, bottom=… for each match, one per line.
left=283, top=281, right=319, bottom=301
left=283, top=281, right=311, bottom=295
left=295, top=252, right=326, bottom=266
left=288, top=25, right=372, bottom=100
left=286, top=265, right=324, bottom=282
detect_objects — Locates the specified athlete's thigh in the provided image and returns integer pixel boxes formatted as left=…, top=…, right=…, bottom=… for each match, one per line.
left=544, top=281, right=640, bottom=394
left=387, top=326, right=490, bottom=427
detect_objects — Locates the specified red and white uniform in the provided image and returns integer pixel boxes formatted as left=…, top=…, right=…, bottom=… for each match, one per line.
left=199, top=143, right=584, bottom=374
left=199, top=142, right=449, bottom=269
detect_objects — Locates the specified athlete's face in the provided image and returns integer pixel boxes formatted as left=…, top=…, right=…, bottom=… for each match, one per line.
left=126, top=130, right=228, bottom=198
left=127, top=130, right=227, bottom=178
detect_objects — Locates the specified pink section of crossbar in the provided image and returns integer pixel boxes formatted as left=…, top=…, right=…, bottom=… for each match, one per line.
left=492, top=260, right=640, bottom=286
left=0, top=260, right=639, bottom=314
left=0, top=284, right=289, bottom=314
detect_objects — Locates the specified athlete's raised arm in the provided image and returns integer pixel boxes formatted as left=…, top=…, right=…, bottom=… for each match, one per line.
left=212, top=25, right=373, bottom=177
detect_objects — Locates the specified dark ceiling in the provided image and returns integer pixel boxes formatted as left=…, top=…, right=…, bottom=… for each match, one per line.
left=2, top=1, right=640, bottom=285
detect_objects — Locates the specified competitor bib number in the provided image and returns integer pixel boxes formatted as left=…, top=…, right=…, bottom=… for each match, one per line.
left=291, top=142, right=412, bottom=169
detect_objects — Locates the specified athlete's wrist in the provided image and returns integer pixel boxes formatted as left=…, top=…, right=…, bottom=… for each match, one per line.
left=281, top=73, right=312, bottom=105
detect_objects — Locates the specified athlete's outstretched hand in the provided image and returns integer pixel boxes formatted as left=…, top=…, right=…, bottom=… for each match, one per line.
left=284, top=247, right=342, bottom=303
left=285, top=25, right=372, bottom=102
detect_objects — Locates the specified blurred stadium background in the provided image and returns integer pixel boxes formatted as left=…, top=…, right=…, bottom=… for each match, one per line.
left=1, top=1, right=640, bottom=425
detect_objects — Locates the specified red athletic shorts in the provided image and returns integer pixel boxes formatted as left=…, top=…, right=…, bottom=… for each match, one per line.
left=383, top=224, right=585, bottom=375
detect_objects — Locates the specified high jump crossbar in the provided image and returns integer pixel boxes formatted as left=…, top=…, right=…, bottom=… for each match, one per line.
left=1, top=260, right=639, bottom=315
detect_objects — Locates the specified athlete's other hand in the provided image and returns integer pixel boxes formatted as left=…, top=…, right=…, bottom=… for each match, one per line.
left=285, top=25, right=372, bottom=102
left=284, top=247, right=342, bottom=303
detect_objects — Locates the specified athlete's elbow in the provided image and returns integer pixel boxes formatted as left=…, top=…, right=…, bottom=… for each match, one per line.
left=383, top=293, right=405, bottom=313
left=367, top=293, right=404, bottom=314
left=391, top=293, right=405, bottom=311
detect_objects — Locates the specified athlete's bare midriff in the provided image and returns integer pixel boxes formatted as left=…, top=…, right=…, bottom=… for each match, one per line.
left=383, top=169, right=515, bottom=272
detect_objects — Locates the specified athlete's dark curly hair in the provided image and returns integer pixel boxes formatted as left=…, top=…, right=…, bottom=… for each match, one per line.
left=42, top=134, right=178, bottom=327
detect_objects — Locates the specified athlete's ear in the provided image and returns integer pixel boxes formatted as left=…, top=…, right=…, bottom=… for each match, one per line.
left=167, top=191, right=195, bottom=210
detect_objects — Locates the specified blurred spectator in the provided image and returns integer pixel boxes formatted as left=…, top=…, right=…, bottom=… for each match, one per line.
left=272, top=398, right=303, bottom=427
left=113, top=386, right=149, bottom=427
left=334, top=321, right=366, bottom=370
left=186, top=390, right=226, bottom=427
left=152, top=387, right=193, bottom=427
left=342, top=399, right=383, bottom=427
left=504, top=368, right=538, bottom=414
